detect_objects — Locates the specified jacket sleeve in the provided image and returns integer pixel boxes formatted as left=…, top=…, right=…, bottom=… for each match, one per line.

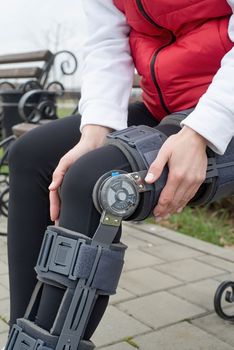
left=79, top=0, right=134, bottom=132
left=181, top=0, right=234, bottom=155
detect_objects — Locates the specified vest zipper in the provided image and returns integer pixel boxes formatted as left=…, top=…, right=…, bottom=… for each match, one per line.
left=136, top=0, right=176, bottom=114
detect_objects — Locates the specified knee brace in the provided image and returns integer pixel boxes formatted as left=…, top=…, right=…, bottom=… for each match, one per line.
left=5, top=224, right=126, bottom=350
left=103, top=110, right=234, bottom=219
left=6, top=110, right=234, bottom=350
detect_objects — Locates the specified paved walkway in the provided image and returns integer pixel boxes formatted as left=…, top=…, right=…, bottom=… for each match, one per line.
left=1, top=218, right=234, bottom=349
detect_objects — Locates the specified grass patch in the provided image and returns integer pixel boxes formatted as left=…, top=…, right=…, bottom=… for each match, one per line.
left=123, top=337, right=140, bottom=349
left=148, top=203, right=234, bottom=248
left=0, top=314, right=8, bottom=324
left=0, top=147, right=9, bottom=175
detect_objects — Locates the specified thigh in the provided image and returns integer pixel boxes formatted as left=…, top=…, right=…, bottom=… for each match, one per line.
left=128, top=102, right=159, bottom=127
left=8, top=115, right=82, bottom=175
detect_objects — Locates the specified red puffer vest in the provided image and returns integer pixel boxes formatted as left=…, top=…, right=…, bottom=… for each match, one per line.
left=113, top=0, right=233, bottom=120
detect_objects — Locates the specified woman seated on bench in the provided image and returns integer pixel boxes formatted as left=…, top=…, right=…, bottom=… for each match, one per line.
left=6, top=0, right=234, bottom=346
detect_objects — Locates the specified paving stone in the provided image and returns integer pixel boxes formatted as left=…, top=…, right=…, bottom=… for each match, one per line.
left=0, top=244, right=7, bottom=263
left=119, top=267, right=180, bottom=296
left=0, top=218, right=7, bottom=235
left=0, top=299, right=10, bottom=323
left=213, top=272, right=234, bottom=283
left=0, top=318, right=8, bottom=333
left=192, top=312, right=234, bottom=347
left=0, top=262, right=8, bottom=275
left=110, top=287, right=135, bottom=305
left=140, top=242, right=203, bottom=262
left=134, top=321, right=234, bottom=350
left=170, top=279, right=220, bottom=311
left=0, top=254, right=8, bottom=264
left=120, top=232, right=151, bottom=250
left=0, top=284, right=9, bottom=300
left=0, top=332, right=8, bottom=347
left=130, top=222, right=234, bottom=262
left=91, top=305, right=150, bottom=348
left=196, top=255, right=234, bottom=272
left=118, top=291, right=204, bottom=329
left=155, top=259, right=224, bottom=282
left=99, top=342, right=133, bottom=350
left=0, top=274, right=9, bottom=290
left=123, top=224, right=168, bottom=246
left=124, top=249, right=164, bottom=271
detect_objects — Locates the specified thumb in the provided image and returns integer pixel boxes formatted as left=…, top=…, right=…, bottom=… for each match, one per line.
left=145, top=146, right=170, bottom=184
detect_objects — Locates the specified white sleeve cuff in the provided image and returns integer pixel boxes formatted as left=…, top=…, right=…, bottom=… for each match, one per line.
left=181, top=106, right=233, bottom=155
left=79, top=100, right=128, bottom=131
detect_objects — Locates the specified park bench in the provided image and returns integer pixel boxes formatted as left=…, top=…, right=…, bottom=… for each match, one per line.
left=0, top=49, right=79, bottom=219
left=0, top=68, right=140, bottom=221
left=0, top=49, right=78, bottom=137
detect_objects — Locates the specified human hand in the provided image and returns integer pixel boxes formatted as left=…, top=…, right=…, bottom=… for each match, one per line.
left=48, top=124, right=112, bottom=222
left=145, top=126, right=208, bottom=221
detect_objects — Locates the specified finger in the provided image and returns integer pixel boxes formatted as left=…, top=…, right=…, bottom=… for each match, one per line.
left=168, top=181, right=202, bottom=215
left=166, top=188, right=189, bottom=215
left=49, top=158, right=71, bottom=190
left=49, top=190, right=61, bottom=222
left=153, top=172, right=180, bottom=217
left=145, top=146, right=170, bottom=184
left=170, top=172, right=206, bottom=213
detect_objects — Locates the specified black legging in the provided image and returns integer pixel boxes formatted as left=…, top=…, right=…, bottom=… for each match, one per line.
left=7, top=102, right=158, bottom=339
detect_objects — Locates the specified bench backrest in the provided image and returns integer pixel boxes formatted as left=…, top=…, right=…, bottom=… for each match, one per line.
left=0, top=50, right=54, bottom=88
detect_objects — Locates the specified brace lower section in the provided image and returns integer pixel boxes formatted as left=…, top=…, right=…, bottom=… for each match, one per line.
left=6, top=226, right=127, bottom=350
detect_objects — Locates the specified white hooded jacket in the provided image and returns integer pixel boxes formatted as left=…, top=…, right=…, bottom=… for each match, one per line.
left=79, top=0, right=234, bottom=155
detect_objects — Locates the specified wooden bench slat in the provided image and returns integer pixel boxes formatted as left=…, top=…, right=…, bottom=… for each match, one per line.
left=0, top=67, right=43, bottom=79
left=12, top=120, right=53, bottom=138
left=0, top=50, right=53, bottom=64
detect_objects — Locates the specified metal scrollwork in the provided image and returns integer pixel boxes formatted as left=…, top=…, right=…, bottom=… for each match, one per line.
left=46, top=80, right=65, bottom=93
left=214, top=280, right=234, bottom=321
left=18, top=90, right=59, bottom=123
left=19, top=80, right=43, bottom=93
left=0, top=82, right=16, bottom=90
left=54, top=50, right=78, bottom=76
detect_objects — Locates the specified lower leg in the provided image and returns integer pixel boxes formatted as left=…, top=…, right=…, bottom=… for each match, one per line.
left=7, top=115, right=82, bottom=326
left=35, top=145, right=132, bottom=339
left=7, top=102, right=157, bottom=336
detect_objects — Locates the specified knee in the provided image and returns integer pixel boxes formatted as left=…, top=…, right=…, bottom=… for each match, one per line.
left=60, top=155, right=100, bottom=205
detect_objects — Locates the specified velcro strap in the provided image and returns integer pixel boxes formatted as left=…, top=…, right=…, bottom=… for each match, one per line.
left=134, top=131, right=167, bottom=167
left=36, top=227, right=126, bottom=294
left=74, top=244, right=125, bottom=294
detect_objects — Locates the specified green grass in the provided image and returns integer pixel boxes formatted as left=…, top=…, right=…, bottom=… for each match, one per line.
left=57, top=107, right=74, bottom=118
left=147, top=204, right=234, bottom=248
left=123, top=337, right=140, bottom=349
left=0, top=146, right=9, bottom=175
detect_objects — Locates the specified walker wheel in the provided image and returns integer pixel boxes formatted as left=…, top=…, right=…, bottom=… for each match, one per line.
left=214, top=280, right=234, bottom=322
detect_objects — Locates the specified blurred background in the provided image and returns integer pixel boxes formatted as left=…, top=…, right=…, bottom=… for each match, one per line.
left=0, top=0, right=86, bottom=88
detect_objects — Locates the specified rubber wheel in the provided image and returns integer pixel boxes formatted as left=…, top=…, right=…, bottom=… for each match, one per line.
left=214, top=280, right=234, bottom=321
